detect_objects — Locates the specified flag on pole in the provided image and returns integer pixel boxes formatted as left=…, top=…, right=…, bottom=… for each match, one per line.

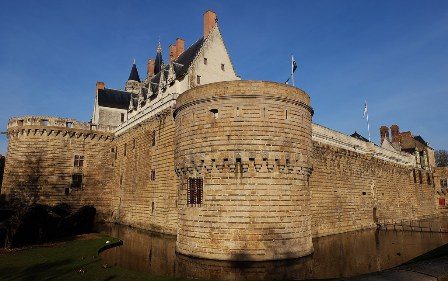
left=285, top=55, right=298, bottom=85
left=292, top=56, right=297, bottom=73
left=363, top=101, right=371, bottom=142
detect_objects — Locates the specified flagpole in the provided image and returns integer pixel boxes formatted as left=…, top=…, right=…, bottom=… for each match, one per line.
left=364, top=100, right=371, bottom=142
left=291, top=55, right=295, bottom=87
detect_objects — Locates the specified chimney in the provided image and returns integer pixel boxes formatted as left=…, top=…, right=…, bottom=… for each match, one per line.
left=169, top=44, right=176, bottom=62
left=380, top=126, right=390, bottom=143
left=175, top=38, right=185, bottom=59
left=390, top=124, right=400, bottom=143
left=147, top=59, right=155, bottom=77
left=96, top=81, right=105, bottom=94
left=204, top=10, right=217, bottom=38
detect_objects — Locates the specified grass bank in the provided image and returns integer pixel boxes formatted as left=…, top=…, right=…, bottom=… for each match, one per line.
left=0, top=234, right=178, bottom=281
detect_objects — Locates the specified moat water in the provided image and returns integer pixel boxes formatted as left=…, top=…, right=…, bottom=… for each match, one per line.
left=99, top=223, right=448, bottom=280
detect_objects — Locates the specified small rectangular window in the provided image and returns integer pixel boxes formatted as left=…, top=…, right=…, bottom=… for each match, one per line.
left=413, top=170, right=416, bottom=183
left=419, top=171, right=423, bottom=184
left=197, top=75, right=201, bottom=85
left=42, top=119, right=49, bottom=126
left=151, top=131, right=156, bottom=146
left=210, top=108, right=218, bottom=119
left=66, top=122, right=73, bottom=128
left=221, top=64, right=225, bottom=71
left=124, top=143, right=127, bottom=156
left=150, top=169, right=156, bottom=181
left=121, top=113, right=125, bottom=122
left=71, top=174, right=83, bottom=189
left=204, top=58, right=208, bottom=65
left=64, top=187, right=70, bottom=195
left=188, top=178, right=203, bottom=206
left=74, top=155, right=84, bottom=167
left=132, top=138, right=136, bottom=149
left=427, top=173, right=431, bottom=185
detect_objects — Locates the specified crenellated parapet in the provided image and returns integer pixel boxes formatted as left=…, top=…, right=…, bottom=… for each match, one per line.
left=175, top=152, right=313, bottom=176
left=7, top=116, right=115, bottom=141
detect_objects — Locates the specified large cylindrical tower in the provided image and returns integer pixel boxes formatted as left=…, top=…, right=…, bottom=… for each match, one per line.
left=174, top=81, right=314, bottom=261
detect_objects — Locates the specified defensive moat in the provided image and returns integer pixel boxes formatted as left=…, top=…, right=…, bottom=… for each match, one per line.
left=99, top=223, right=448, bottom=280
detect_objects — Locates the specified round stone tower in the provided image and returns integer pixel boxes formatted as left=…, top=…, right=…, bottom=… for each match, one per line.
left=174, top=81, right=314, bottom=261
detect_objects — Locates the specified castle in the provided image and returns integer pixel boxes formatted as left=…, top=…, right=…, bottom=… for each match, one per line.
left=1, top=11, right=446, bottom=261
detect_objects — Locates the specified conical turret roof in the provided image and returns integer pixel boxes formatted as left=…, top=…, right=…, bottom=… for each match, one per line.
left=128, top=59, right=141, bottom=82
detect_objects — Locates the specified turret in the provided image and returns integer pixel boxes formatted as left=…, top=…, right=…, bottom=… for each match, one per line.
left=125, top=59, right=142, bottom=94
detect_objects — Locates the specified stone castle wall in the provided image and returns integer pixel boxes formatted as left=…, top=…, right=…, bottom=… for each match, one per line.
left=174, top=81, right=314, bottom=261
left=108, top=108, right=178, bottom=235
left=310, top=124, right=437, bottom=237
left=2, top=116, right=115, bottom=218
left=0, top=81, right=442, bottom=261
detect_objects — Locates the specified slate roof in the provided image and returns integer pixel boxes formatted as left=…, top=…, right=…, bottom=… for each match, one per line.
left=128, top=63, right=141, bottom=82
left=414, top=136, right=429, bottom=147
left=97, top=88, right=133, bottom=110
left=149, top=37, right=204, bottom=92
left=351, top=131, right=370, bottom=142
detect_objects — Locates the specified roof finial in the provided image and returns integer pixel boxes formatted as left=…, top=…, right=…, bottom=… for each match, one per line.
left=133, top=58, right=136, bottom=65
left=157, top=39, right=162, bottom=53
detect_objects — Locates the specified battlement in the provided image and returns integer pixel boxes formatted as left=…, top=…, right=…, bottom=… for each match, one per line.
left=312, top=123, right=416, bottom=166
left=7, top=116, right=115, bottom=134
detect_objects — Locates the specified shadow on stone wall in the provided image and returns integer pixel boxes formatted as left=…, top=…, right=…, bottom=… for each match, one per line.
left=0, top=155, right=5, bottom=192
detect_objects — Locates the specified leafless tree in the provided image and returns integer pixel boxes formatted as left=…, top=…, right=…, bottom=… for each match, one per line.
left=435, top=150, right=448, bottom=167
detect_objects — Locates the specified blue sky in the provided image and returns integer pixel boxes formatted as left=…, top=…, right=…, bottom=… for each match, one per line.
left=0, top=0, right=447, bottom=154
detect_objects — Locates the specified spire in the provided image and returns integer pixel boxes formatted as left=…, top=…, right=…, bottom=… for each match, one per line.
left=154, top=40, right=163, bottom=75
left=128, top=59, right=141, bottom=82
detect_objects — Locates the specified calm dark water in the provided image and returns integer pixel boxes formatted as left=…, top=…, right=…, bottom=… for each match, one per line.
left=99, top=223, right=448, bottom=280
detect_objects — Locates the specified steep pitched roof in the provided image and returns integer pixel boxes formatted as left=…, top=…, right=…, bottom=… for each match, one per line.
left=97, top=88, right=132, bottom=110
left=149, top=37, right=204, bottom=90
left=351, top=131, right=370, bottom=142
left=174, top=37, right=204, bottom=77
left=128, top=63, right=141, bottom=82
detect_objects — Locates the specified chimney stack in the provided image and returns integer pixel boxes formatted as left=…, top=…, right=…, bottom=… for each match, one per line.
left=380, top=126, right=390, bottom=143
left=204, top=10, right=217, bottom=38
left=96, top=81, right=105, bottom=94
left=390, top=124, right=400, bottom=143
left=169, top=44, right=176, bottom=62
left=147, top=59, right=155, bottom=77
left=175, top=38, right=185, bottom=59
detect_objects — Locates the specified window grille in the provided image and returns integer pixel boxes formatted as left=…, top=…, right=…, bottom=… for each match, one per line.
left=188, top=178, right=203, bottom=206
left=71, top=174, right=83, bottom=189
left=74, top=155, right=84, bottom=167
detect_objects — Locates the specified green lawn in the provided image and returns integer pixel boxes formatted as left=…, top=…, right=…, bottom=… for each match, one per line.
left=0, top=234, right=179, bottom=281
